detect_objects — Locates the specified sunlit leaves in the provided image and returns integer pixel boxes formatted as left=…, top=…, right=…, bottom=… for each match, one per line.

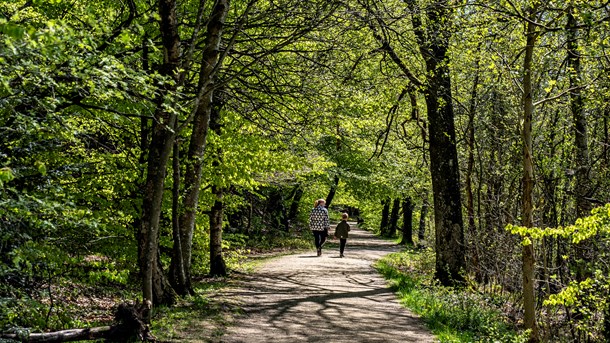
left=507, top=203, right=610, bottom=244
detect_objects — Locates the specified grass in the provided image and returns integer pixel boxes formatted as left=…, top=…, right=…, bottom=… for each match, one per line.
left=152, top=278, right=238, bottom=342
left=375, top=248, right=529, bottom=343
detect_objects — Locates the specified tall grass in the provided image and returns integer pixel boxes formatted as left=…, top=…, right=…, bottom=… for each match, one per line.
left=376, top=249, right=528, bottom=343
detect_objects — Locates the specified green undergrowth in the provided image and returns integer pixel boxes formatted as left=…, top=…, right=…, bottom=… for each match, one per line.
left=152, top=278, right=239, bottom=342
left=376, top=248, right=528, bottom=343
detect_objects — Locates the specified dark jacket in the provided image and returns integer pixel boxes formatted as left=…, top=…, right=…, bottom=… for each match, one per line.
left=334, top=220, right=350, bottom=239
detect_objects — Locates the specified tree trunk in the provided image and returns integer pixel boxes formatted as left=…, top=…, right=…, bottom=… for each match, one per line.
left=170, top=0, right=230, bottom=296
left=521, top=8, right=539, bottom=341
left=209, top=184, right=227, bottom=276
left=138, top=0, right=181, bottom=311
left=325, top=175, right=339, bottom=209
left=388, top=198, right=400, bottom=237
left=418, top=196, right=428, bottom=243
left=139, top=34, right=151, bottom=166
left=0, top=327, right=114, bottom=342
left=406, top=0, right=465, bottom=286
left=169, top=141, right=187, bottom=295
left=268, top=188, right=289, bottom=231
left=400, top=197, right=414, bottom=245
left=380, top=198, right=390, bottom=236
left=466, top=49, right=481, bottom=281
left=208, top=88, right=227, bottom=277
left=1, top=301, right=154, bottom=342
left=288, top=184, right=304, bottom=225
left=567, top=6, right=591, bottom=219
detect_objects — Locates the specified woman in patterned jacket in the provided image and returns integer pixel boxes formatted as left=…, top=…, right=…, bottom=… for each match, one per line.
left=309, top=199, right=330, bottom=256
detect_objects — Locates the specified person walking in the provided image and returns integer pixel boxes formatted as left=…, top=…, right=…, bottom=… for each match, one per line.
left=309, top=199, right=330, bottom=256
left=334, top=213, right=351, bottom=257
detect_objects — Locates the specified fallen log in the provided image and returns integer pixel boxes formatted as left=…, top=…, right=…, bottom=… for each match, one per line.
left=0, top=302, right=156, bottom=342
left=0, top=326, right=112, bottom=342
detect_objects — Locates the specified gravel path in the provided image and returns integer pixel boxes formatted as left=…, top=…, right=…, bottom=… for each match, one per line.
left=217, top=224, right=436, bottom=342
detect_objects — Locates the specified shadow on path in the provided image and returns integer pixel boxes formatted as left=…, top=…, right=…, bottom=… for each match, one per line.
left=215, top=224, right=436, bottom=343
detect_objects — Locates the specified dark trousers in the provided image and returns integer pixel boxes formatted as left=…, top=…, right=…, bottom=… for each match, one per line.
left=313, top=230, right=327, bottom=249
left=339, top=238, right=347, bottom=254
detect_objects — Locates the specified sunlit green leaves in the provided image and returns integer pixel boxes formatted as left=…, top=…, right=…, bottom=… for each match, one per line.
left=507, top=203, right=610, bottom=244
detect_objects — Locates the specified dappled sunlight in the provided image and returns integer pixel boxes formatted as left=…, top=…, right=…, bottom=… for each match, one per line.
left=216, top=226, right=434, bottom=342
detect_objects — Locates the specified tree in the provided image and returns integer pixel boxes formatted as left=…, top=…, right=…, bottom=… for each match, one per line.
left=400, top=197, right=414, bottom=245
left=520, top=3, right=540, bottom=340
left=170, top=0, right=232, bottom=296
left=387, top=198, right=400, bottom=237
left=138, top=0, right=183, bottom=309
left=405, top=0, right=465, bottom=285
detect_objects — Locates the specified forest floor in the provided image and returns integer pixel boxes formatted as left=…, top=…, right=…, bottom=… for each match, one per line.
left=172, top=223, right=436, bottom=342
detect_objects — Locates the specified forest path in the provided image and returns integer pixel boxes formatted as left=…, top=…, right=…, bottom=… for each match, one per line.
left=215, top=223, right=436, bottom=342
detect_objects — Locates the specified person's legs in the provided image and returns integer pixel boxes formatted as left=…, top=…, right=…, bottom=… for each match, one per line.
left=313, top=231, right=323, bottom=256
left=320, top=228, right=328, bottom=247
left=340, top=238, right=347, bottom=257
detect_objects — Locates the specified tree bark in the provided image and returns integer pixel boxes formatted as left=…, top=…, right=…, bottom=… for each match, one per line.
left=209, top=184, right=227, bottom=276
left=388, top=198, right=400, bottom=237
left=406, top=0, right=465, bottom=286
left=325, top=175, right=339, bottom=209
left=567, top=6, right=591, bottom=219
left=288, top=184, right=304, bottom=225
left=208, top=88, right=227, bottom=277
left=466, top=49, right=481, bottom=281
left=418, top=195, right=428, bottom=243
left=380, top=198, right=390, bottom=236
left=170, top=0, right=230, bottom=295
left=0, top=302, right=154, bottom=342
left=400, top=197, right=414, bottom=245
left=138, top=0, right=181, bottom=311
left=1, top=327, right=113, bottom=342
left=170, top=141, right=187, bottom=295
left=521, top=8, right=539, bottom=341
left=268, top=188, right=289, bottom=231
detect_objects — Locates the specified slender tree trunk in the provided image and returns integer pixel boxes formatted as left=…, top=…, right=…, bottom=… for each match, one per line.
left=326, top=124, right=342, bottom=209
left=541, top=109, right=560, bottom=297
left=380, top=198, right=390, bottom=236
left=388, top=198, right=400, bottom=237
left=567, top=6, right=591, bottom=219
left=418, top=193, right=428, bottom=243
left=466, top=50, right=481, bottom=281
left=602, top=105, right=610, bottom=169
left=170, top=141, right=186, bottom=294
left=406, top=0, right=465, bottom=285
left=209, top=184, right=226, bottom=276
left=325, top=175, right=339, bottom=209
left=268, top=188, right=288, bottom=231
left=208, top=89, right=227, bottom=277
left=139, top=34, right=151, bottom=166
left=288, top=184, right=304, bottom=225
left=400, top=197, right=414, bottom=245
left=170, top=0, right=230, bottom=295
left=138, top=0, right=181, bottom=311
left=521, top=8, right=539, bottom=341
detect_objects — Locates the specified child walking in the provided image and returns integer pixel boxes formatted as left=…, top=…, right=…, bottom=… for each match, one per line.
left=334, top=213, right=351, bottom=258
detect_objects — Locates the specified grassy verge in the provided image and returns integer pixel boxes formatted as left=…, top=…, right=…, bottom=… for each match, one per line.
left=376, top=248, right=528, bottom=343
left=152, top=278, right=238, bottom=342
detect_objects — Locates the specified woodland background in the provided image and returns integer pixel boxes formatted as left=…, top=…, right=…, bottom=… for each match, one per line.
left=2, top=0, right=610, bottom=342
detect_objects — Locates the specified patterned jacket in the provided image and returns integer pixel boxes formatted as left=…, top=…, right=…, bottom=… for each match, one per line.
left=309, top=206, right=330, bottom=231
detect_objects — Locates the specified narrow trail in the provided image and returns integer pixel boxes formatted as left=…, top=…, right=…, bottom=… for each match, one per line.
left=216, top=223, right=436, bottom=342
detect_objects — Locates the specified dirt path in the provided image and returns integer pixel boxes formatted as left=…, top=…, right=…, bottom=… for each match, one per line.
left=216, top=224, right=436, bottom=342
